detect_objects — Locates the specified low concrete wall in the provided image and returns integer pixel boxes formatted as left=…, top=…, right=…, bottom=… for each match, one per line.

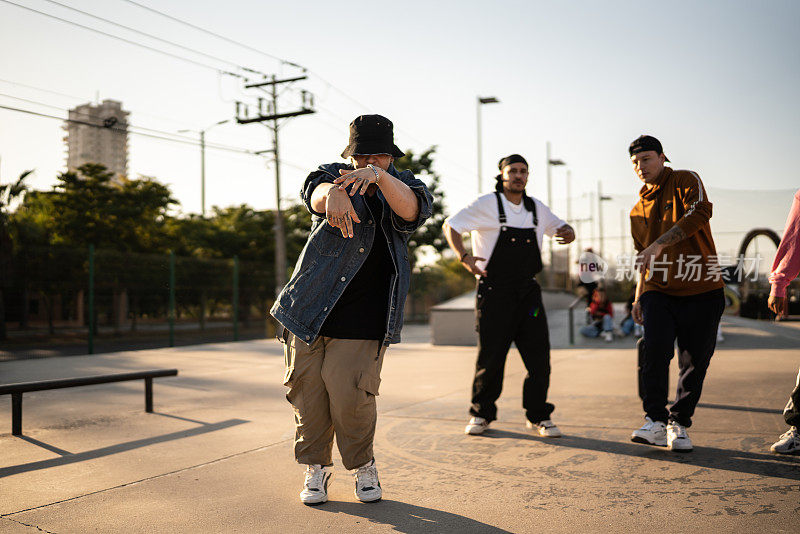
left=430, top=289, right=576, bottom=346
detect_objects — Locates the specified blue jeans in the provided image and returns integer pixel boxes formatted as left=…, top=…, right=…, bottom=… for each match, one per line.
left=621, top=316, right=635, bottom=336
left=580, top=315, right=613, bottom=337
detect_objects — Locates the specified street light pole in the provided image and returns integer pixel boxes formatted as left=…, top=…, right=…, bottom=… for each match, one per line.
left=476, top=96, right=499, bottom=194
left=200, top=130, right=205, bottom=217
left=620, top=209, right=627, bottom=258
left=566, top=169, right=572, bottom=290
left=546, top=141, right=552, bottom=210
left=546, top=142, right=565, bottom=279
left=597, top=181, right=613, bottom=257
left=179, top=119, right=228, bottom=217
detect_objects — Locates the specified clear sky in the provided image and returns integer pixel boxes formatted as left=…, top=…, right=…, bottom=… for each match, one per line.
left=1, top=0, right=798, bottom=262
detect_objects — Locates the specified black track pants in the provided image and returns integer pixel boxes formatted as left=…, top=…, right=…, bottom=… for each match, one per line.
left=639, top=289, right=724, bottom=427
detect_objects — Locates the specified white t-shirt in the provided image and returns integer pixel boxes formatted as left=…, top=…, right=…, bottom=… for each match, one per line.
left=445, top=192, right=567, bottom=271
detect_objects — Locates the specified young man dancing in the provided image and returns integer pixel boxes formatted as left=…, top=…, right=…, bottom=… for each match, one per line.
left=443, top=154, right=574, bottom=437
left=628, top=135, right=725, bottom=452
left=271, top=115, right=432, bottom=504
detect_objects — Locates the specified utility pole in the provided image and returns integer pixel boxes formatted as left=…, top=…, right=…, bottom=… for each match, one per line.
left=179, top=119, right=228, bottom=217
left=546, top=142, right=565, bottom=273
left=589, top=191, right=596, bottom=250
left=598, top=182, right=604, bottom=256
left=597, top=181, right=612, bottom=258
left=236, top=75, right=315, bottom=298
left=546, top=142, right=553, bottom=214
left=476, top=96, right=499, bottom=194
left=565, top=169, right=572, bottom=290
left=620, top=209, right=627, bottom=258
left=200, top=130, right=205, bottom=215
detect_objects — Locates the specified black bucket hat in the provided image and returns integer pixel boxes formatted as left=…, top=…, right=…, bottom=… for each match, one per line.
left=341, top=114, right=405, bottom=159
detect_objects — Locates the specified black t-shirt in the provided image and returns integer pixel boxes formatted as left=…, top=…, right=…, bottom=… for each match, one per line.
left=318, top=193, right=394, bottom=340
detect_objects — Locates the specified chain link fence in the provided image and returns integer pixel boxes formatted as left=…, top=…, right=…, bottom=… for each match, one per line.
left=1, top=246, right=275, bottom=360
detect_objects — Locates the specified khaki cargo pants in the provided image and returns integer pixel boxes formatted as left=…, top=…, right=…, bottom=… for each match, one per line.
left=283, top=333, right=387, bottom=470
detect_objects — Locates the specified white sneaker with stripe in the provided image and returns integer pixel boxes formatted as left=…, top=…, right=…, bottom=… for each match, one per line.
left=353, top=458, right=382, bottom=503
left=300, top=464, right=334, bottom=505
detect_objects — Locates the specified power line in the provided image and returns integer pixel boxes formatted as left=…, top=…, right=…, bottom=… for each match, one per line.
left=6, top=0, right=472, bottom=177
left=0, top=92, right=197, bottom=142
left=0, top=103, right=252, bottom=155
left=113, top=0, right=474, bottom=175
left=0, top=77, right=204, bottom=130
left=113, top=2, right=374, bottom=120
left=0, top=0, right=241, bottom=76
left=0, top=101, right=311, bottom=173
left=0, top=77, right=87, bottom=103
left=119, top=0, right=303, bottom=70
left=7, top=93, right=248, bottom=153
left=39, top=0, right=264, bottom=76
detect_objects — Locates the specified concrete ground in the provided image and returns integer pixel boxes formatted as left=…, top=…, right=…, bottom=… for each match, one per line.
left=1, top=312, right=799, bottom=533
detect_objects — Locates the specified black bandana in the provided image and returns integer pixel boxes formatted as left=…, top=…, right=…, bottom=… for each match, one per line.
left=498, top=154, right=528, bottom=171
left=494, top=154, right=535, bottom=212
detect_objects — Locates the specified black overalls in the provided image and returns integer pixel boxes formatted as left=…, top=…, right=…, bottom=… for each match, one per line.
left=470, top=192, right=555, bottom=424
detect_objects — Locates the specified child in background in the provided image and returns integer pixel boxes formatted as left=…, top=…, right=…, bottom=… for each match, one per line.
left=581, top=287, right=615, bottom=342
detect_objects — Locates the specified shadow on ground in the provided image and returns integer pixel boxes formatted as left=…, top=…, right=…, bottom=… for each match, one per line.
left=315, top=500, right=512, bottom=534
left=697, top=403, right=782, bottom=415
left=560, top=328, right=800, bottom=351
left=0, top=418, right=248, bottom=478
left=483, top=429, right=800, bottom=481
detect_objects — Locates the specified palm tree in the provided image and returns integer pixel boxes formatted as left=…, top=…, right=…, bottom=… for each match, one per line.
left=0, top=169, right=33, bottom=340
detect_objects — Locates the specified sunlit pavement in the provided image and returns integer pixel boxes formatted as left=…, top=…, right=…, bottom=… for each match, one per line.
left=1, top=313, right=798, bottom=533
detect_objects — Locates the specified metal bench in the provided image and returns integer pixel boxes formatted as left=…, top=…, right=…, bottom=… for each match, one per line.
left=0, top=369, right=179, bottom=436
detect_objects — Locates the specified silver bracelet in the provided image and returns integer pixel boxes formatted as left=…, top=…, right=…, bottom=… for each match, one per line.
left=367, top=164, right=381, bottom=184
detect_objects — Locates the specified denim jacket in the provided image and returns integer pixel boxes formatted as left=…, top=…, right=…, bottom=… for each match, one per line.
left=270, top=162, right=433, bottom=346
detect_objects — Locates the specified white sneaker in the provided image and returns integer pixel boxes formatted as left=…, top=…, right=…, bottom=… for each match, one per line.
left=526, top=419, right=562, bottom=437
left=770, top=427, right=800, bottom=455
left=353, top=459, right=381, bottom=503
left=666, top=422, right=693, bottom=452
left=603, top=331, right=613, bottom=342
left=300, top=464, right=334, bottom=505
left=631, top=417, right=667, bottom=446
left=465, top=416, right=490, bottom=435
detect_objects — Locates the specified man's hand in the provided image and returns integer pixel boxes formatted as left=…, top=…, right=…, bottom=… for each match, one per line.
left=325, top=187, right=361, bottom=238
left=335, top=167, right=380, bottom=196
left=632, top=301, right=643, bottom=325
left=768, top=295, right=788, bottom=320
left=555, top=224, right=575, bottom=244
left=636, top=242, right=665, bottom=274
left=461, top=254, right=487, bottom=277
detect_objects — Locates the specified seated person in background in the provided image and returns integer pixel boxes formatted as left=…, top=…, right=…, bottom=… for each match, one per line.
left=621, top=291, right=643, bottom=337
left=580, top=287, right=614, bottom=342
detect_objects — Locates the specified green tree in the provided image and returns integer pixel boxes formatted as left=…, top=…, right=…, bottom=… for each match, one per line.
left=164, top=203, right=311, bottom=323
left=393, top=146, right=447, bottom=268
left=0, top=169, right=32, bottom=339
left=48, top=164, right=177, bottom=252
left=8, top=164, right=178, bottom=333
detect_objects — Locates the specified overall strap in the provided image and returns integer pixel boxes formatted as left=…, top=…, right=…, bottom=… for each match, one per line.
left=523, top=195, right=538, bottom=227
left=494, top=191, right=507, bottom=225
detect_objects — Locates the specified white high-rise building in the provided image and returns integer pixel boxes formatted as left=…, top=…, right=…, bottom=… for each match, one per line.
left=63, top=99, right=129, bottom=179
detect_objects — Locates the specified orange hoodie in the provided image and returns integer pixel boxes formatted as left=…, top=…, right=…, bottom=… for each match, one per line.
left=630, top=166, right=724, bottom=297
